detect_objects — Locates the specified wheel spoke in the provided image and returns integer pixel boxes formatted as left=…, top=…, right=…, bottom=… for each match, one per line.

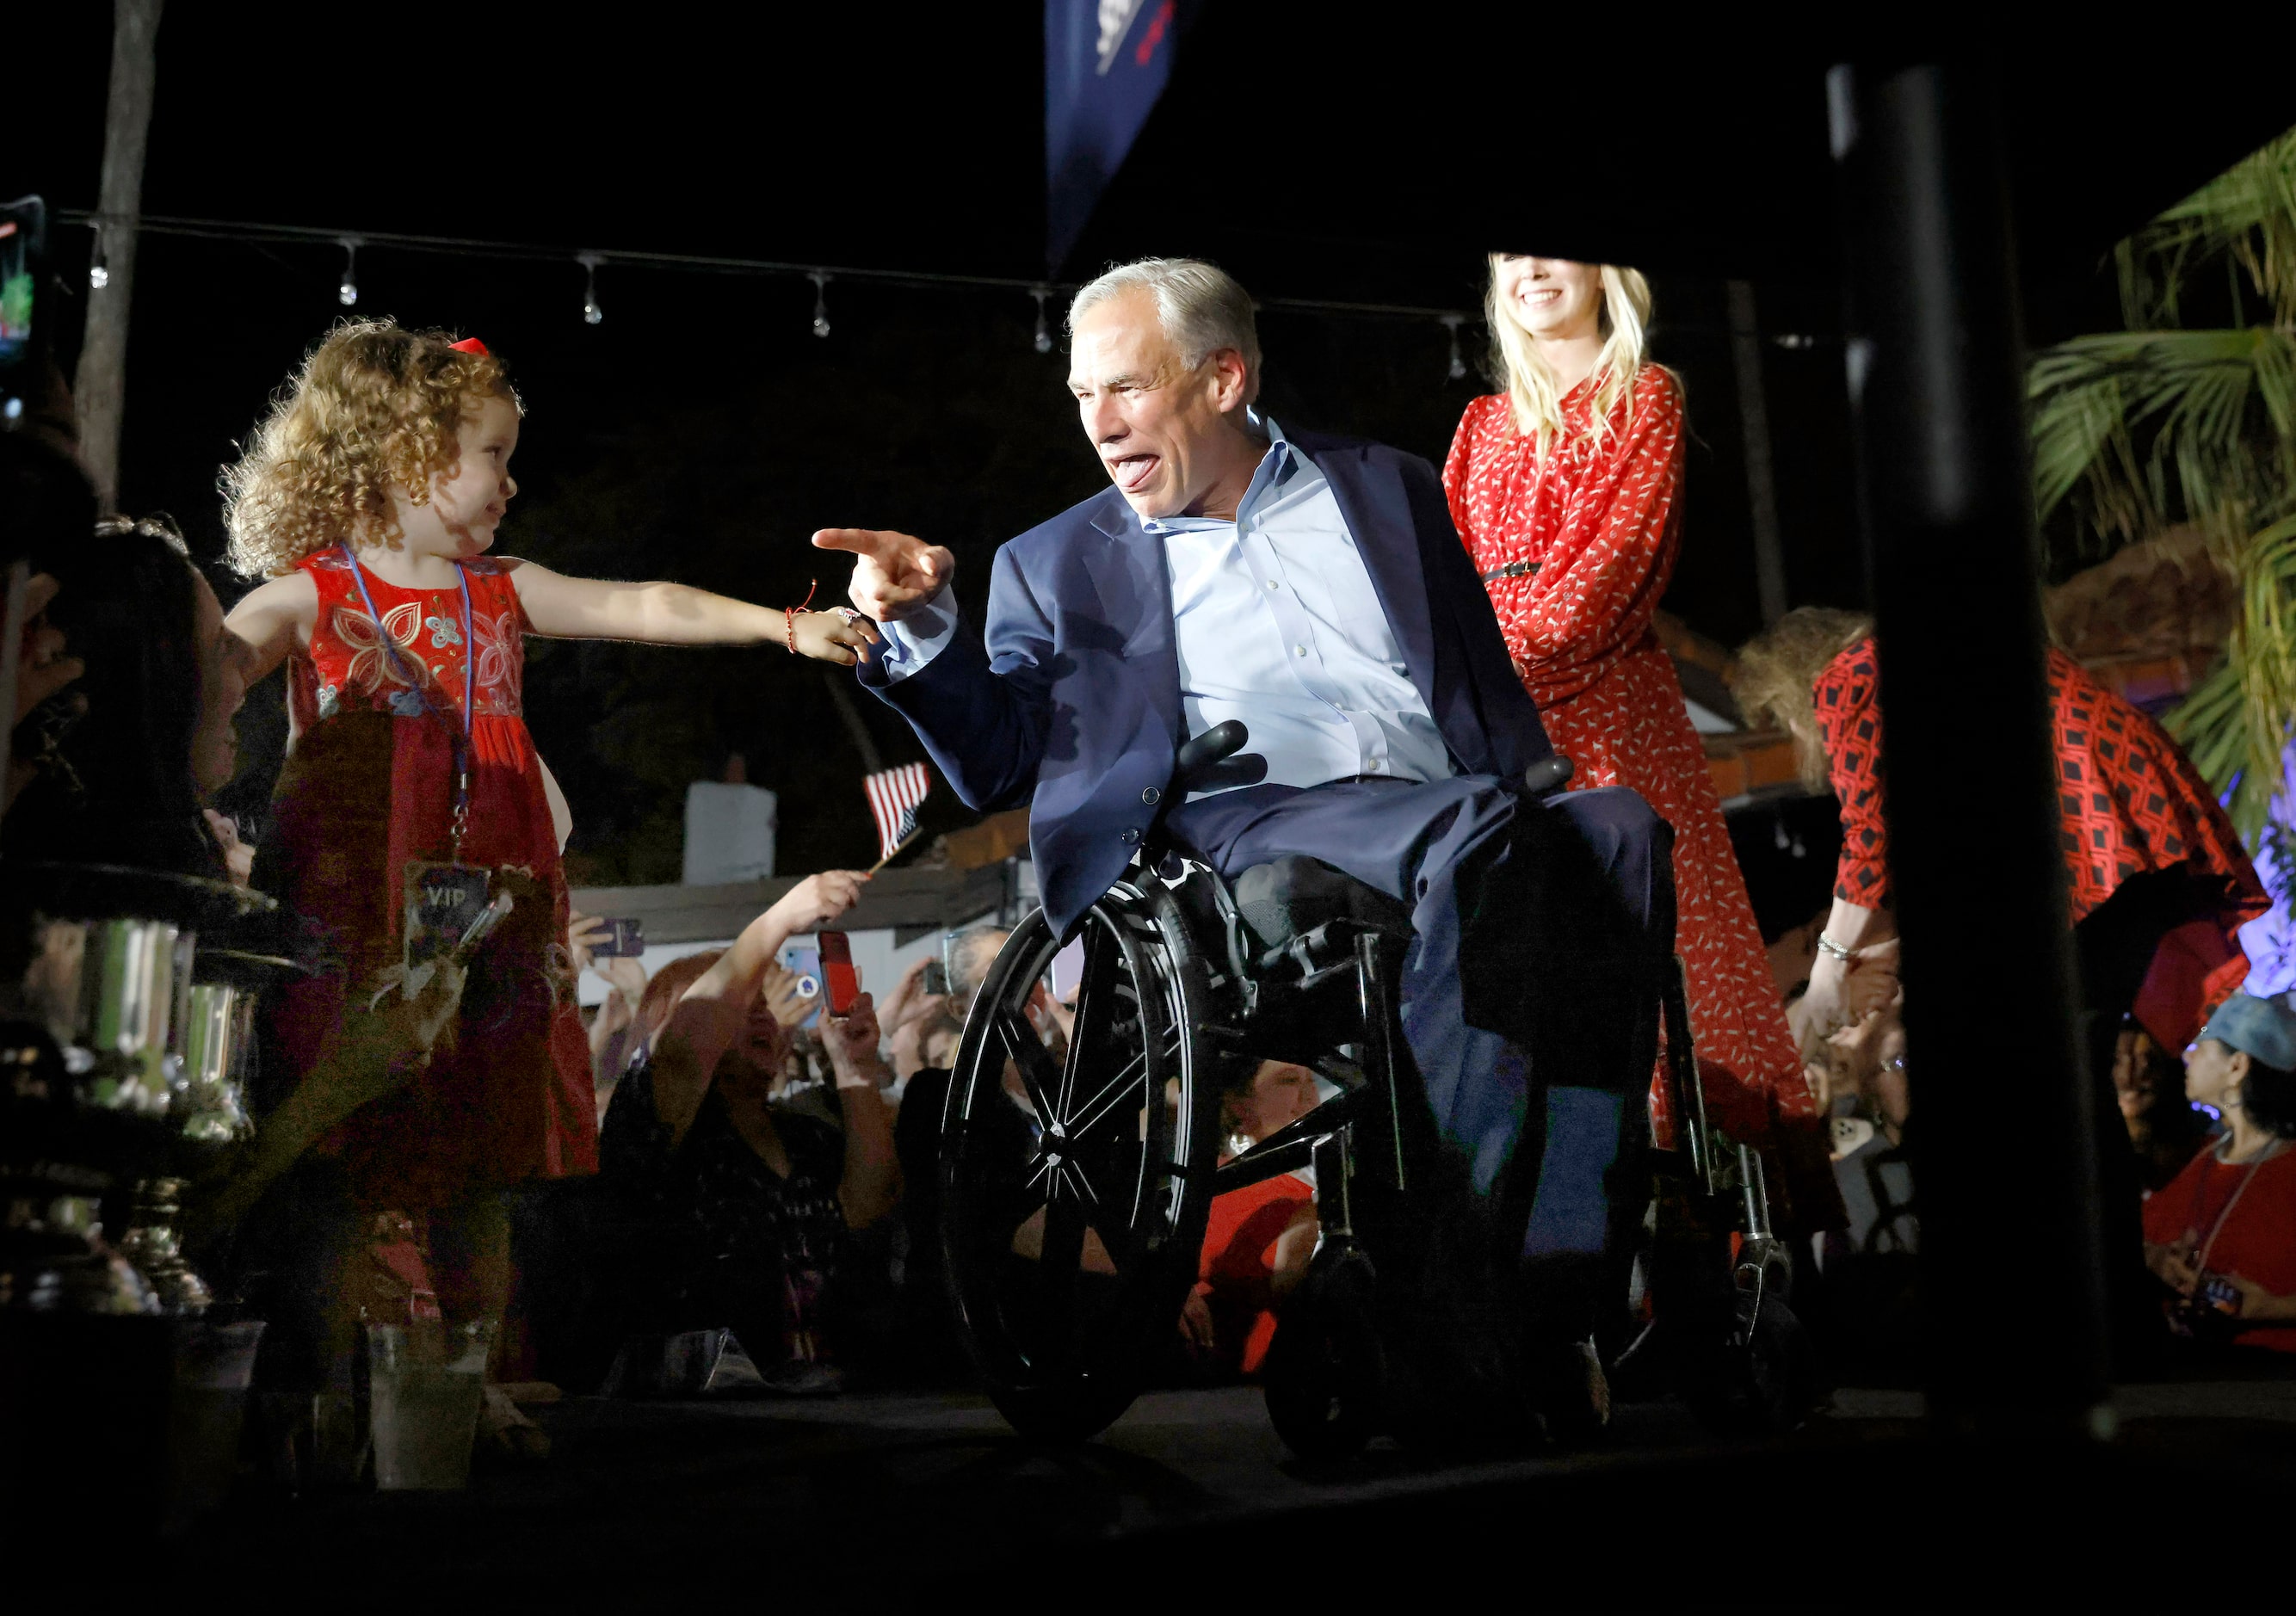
left=1034, top=1179, right=1089, bottom=1349
left=997, top=1008, right=1064, bottom=1119
left=1059, top=1156, right=1138, bottom=1274
left=1062, top=1045, right=1153, bottom=1142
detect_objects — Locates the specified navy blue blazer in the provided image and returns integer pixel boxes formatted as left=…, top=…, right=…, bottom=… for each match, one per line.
left=856, top=429, right=1553, bottom=937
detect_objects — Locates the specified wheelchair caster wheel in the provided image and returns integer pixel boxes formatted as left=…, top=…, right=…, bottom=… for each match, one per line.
left=1685, top=1291, right=1818, bottom=1435
left=1263, top=1247, right=1385, bottom=1461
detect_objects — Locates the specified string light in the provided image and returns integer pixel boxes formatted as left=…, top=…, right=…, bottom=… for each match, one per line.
left=1441, top=313, right=1466, bottom=381
left=336, top=237, right=361, bottom=306
left=57, top=210, right=1501, bottom=382
left=579, top=252, right=604, bottom=324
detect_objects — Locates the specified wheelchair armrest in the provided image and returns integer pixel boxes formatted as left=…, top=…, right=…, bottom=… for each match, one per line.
left=1523, top=753, right=1574, bottom=800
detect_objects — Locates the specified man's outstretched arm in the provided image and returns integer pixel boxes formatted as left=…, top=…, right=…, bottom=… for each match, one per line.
left=813, top=528, right=1052, bottom=812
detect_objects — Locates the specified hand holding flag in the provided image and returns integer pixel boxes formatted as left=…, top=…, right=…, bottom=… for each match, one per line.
left=864, top=762, right=932, bottom=873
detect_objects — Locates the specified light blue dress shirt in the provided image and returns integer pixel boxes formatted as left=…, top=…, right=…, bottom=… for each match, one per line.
left=875, top=415, right=1454, bottom=798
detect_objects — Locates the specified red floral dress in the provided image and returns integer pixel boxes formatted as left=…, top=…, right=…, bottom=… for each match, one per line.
left=1445, top=370, right=1827, bottom=1208
left=263, top=550, right=596, bottom=1210
left=1815, top=638, right=2264, bottom=924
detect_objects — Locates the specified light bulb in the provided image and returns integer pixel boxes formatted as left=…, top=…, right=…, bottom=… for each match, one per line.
left=1441, top=313, right=1466, bottom=382
left=89, top=262, right=109, bottom=290
left=579, top=254, right=603, bottom=324
left=336, top=239, right=360, bottom=306
left=1031, top=287, right=1052, bottom=354
left=810, top=271, right=830, bottom=339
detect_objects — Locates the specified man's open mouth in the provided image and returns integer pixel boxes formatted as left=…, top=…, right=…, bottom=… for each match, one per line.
left=1110, top=453, right=1159, bottom=492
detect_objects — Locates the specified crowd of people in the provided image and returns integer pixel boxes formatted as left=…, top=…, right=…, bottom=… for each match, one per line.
left=7, top=242, right=2296, bottom=1493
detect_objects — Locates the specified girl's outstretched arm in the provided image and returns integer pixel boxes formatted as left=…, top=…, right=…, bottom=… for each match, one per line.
left=222, top=571, right=318, bottom=686
left=503, top=558, right=878, bottom=663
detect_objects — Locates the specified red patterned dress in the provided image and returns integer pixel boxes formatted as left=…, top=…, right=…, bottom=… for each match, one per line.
left=262, top=549, right=596, bottom=1211
left=1445, top=369, right=1829, bottom=1212
left=1814, top=638, right=2264, bottom=927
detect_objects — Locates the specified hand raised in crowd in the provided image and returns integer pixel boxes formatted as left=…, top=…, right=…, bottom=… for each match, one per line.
left=880, top=953, right=949, bottom=1034
left=787, top=608, right=881, bottom=667
left=762, top=960, right=814, bottom=1029
left=569, top=910, right=647, bottom=1002
left=766, top=868, right=869, bottom=934
left=821, top=990, right=886, bottom=1088
left=203, top=810, right=255, bottom=886
left=811, top=528, right=957, bottom=623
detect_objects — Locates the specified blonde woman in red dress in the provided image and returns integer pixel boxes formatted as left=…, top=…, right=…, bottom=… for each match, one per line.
left=1443, top=256, right=1833, bottom=1222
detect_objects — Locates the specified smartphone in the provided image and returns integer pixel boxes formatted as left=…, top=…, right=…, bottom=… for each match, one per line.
left=818, top=930, right=860, bottom=1017
left=781, top=946, right=823, bottom=1028
left=0, top=195, right=45, bottom=374
left=590, top=917, right=645, bottom=958
left=920, top=959, right=949, bottom=996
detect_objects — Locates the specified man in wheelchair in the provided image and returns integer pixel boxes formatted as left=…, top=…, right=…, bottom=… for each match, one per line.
left=816, top=258, right=1675, bottom=1443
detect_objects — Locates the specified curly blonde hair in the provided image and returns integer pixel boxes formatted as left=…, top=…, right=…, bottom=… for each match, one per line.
left=221, top=319, right=517, bottom=577
left=1730, top=607, right=1875, bottom=788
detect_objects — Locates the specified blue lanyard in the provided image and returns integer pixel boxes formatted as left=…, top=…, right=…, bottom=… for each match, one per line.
left=340, top=546, right=478, bottom=856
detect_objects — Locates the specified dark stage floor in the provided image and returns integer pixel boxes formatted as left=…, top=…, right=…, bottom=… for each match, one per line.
left=182, top=1378, right=2296, bottom=1606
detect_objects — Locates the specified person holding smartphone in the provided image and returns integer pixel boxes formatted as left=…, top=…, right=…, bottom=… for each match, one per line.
left=597, top=871, right=901, bottom=1387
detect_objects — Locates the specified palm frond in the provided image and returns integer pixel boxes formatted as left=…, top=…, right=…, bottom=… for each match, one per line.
left=2168, top=511, right=2296, bottom=843
left=2028, top=327, right=2296, bottom=550
left=2119, top=126, right=2296, bottom=329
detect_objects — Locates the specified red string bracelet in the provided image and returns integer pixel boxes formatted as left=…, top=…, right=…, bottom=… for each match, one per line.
left=784, top=579, right=818, bottom=654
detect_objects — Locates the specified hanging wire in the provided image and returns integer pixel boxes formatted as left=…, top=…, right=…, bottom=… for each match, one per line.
left=1440, top=313, right=1466, bottom=381
left=1030, top=286, right=1053, bottom=354
left=56, top=210, right=1478, bottom=325
left=579, top=252, right=604, bottom=324
left=336, top=237, right=361, bottom=306
left=809, top=270, right=831, bottom=338
left=88, top=222, right=109, bottom=290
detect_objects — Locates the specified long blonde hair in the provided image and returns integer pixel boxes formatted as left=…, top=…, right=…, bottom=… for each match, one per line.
left=1730, top=607, right=1876, bottom=788
left=1485, top=257, right=1655, bottom=453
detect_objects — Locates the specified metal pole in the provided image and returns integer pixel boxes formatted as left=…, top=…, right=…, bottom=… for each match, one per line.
left=74, top=0, right=164, bottom=512
left=1726, top=279, right=1789, bottom=625
left=1827, top=63, right=2108, bottom=1435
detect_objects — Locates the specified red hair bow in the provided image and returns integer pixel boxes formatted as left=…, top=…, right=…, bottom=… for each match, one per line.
left=449, top=336, right=490, bottom=355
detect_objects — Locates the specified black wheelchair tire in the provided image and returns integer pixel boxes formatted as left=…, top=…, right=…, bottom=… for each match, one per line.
left=1262, top=1245, right=1385, bottom=1461
left=939, top=881, right=1222, bottom=1445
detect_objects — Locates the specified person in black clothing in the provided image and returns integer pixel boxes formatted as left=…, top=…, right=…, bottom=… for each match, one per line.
left=4, top=514, right=248, bottom=878
left=598, top=871, right=898, bottom=1385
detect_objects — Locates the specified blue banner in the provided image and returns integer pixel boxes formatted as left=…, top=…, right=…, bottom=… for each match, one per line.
left=1044, top=0, right=1187, bottom=272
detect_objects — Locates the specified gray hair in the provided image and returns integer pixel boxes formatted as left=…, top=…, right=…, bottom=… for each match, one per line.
left=1068, top=257, right=1262, bottom=387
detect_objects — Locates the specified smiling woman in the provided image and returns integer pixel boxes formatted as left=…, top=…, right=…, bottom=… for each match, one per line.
left=1446, top=254, right=1838, bottom=1231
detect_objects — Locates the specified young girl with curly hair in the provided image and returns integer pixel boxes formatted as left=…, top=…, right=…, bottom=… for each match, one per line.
left=222, top=320, right=874, bottom=1374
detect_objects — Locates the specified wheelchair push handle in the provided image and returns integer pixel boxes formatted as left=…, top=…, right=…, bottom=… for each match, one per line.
left=1171, top=719, right=1256, bottom=793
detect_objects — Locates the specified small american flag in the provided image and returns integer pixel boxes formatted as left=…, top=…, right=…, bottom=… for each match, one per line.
left=863, top=762, right=932, bottom=864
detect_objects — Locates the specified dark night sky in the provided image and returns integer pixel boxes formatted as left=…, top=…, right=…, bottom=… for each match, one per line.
left=15, top=9, right=2289, bottom=880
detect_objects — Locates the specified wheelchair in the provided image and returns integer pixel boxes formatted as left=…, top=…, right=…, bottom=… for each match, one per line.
left=935, top=723, right=1817, bottom=1457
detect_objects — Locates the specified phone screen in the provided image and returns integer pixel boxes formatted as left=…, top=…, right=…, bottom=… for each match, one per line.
left=0, top=197, right=43, bottom=373
left=818, top=929, right=859, bottom=1017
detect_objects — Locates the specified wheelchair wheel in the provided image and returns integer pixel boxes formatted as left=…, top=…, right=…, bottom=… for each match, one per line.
left=1262, top=1244, right=1384, bottom=1461
left=940, top=879, right=1222, bottom=1444
left=1684, top=1290, right=1818, bottom=1435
